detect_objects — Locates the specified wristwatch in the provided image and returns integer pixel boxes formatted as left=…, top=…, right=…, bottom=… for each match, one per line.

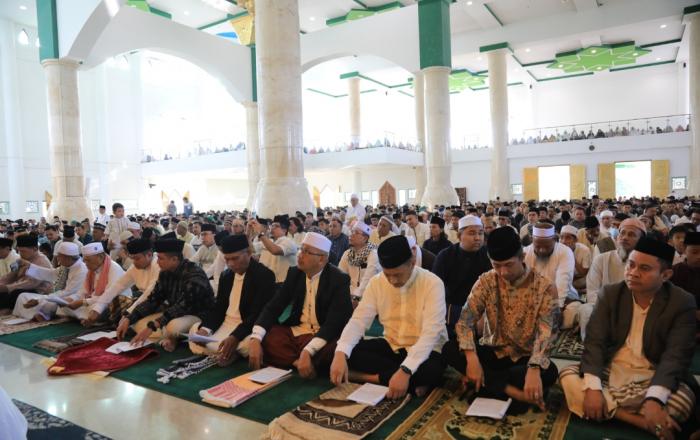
left=400, top=365, right=413, bottom=376
left=147, top=321, right=158, bottom=332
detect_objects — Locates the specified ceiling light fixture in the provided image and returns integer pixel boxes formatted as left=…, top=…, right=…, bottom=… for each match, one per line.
left=17, top=29, right=29, bottom=45
left=309, top=16, right=316, bottom=21
left=477, top=56, right=482, bottom=61
left=633, top=52, right=638, bottom=56
left=660, top=24, right=667, bottom=29
left=558, top=64, right=563, bottom=68
left=184, top=10, right=190, bottom=15
left=656, top=57, right=661, bottom=61
left=35, top=38, right=40, bottom=48
left=19, top=5, right=27, bottom=10
left=467, top=1, right=473, bottom=5
left=591, top=49, right=597, bottom=54
left=525, top=48, right=531, bottom=53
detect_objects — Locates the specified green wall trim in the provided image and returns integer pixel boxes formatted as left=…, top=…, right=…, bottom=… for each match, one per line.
left=469, top=81, right=524, bottom=91
left=418, top=0, right=451, bottom=69
left=683, top=4, right=700, bottom=15
left=398, top=90, right=414, bottom=98
left=326, top=1, right=403, bottom=27
left=479, top=42, right=509, bottom=53
left=150, top=6, right=172, bottom=19
left=483, top=3, right=503, bottom=26
left=537, top=72, right=594, bottom=82
left=36, top=0, right=59, bottom=61
left=340, top=71, right=412, bottom=89
left=306, top=88, right=377, bottom=98
left=360, top=89, right=377, bottom=94
left=250, top=45, right=257, bottom=102
left=198, top=12, right=247, bottom=30
left=339, top=71, right=360, bottom=80
left=609, top=59, right=675, bottom=72
left=640, top=38, right=682, bottom=48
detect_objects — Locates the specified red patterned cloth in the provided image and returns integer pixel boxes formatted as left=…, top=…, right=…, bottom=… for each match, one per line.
left=47, top=337, right=157, bottom=376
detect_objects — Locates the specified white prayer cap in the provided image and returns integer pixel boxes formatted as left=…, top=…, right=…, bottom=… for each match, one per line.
left=82, top=242, right=105, bottom=257
left=119, top=231, right=133, bottom=242
left=301, top=231, right=332, bottom=254
left=352, top=222, right=371, bottom=236
left=560, top=225, right=578, bottom=237
left=600, top=210, right=613, bottom=218
left=532, top=225, right=556, bottom=238
left=458, top=215, right=483, bottom=230
left=406, top=236, right=417, bottom=248
left=56, top=242, right=79, bottom=257
left=128, top=221, right=141, bottom=230
left=350, top=193, right=359, bottom=200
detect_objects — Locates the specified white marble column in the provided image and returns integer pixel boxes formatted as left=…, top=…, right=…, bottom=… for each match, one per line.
left=422, top=66, right=458, bottom=208
left=352, top=168, right=362, bottom=197
left=688, top=12, right=700, bottom=196
left=348, top=76, right=361, bottom=147
left=254, top=0, right=314, bottom=217
left=42, top=59, right=92, bottom=221
left=0, top=20, right=26, bottom=219
left=413, top=71, right=427, bottom=205
left=488, top=49, right=512, bottom=201
left=243, top=101, right=260, bottom=211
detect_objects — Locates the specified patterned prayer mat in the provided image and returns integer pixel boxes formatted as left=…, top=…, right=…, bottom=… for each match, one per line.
left=13, top=399, right=112, bottom=440
left=385, top=376, right=570, bottom=440
left=0, top=315, right=70, bottom=336
left=550, top=328, right=584, bottom=361
left=32, top=326, right=114, bottom=354
left=265, top=382, right=410, bottom=440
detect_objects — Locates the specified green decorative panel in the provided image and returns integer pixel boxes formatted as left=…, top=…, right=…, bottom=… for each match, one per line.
left=126, top=0, right=150, bottom=12
left=547, top=43, right=651, bottom=73
left=418, top=0, right=451, bottom=69
left=449, top=70, right=486, bottom=92
left=327, top=1, right=402, bottom=26
left=36, top=0, right=59, bottom=61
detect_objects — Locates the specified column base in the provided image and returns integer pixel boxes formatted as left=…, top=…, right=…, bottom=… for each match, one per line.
left=48, top=197, right=93, bottom=222
left=254, top=177, right=315, bottom=217
left=421, top=184, right=459, bottom=208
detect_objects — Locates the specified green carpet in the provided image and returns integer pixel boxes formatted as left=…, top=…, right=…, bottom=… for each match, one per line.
left=563, top=414, right=655, bottom=440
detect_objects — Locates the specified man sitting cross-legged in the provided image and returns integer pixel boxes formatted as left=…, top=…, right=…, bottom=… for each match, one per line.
left=560, top=237, right=696, bottom=440
left=0, top=235, right=53, bottom=309
left=330, top=235, right=448, bottom=399
left=12, top=242, right=87, bottom=320
left=189, top=235, right=276, bottom=366
left=248, top=232, right=353, bottom=379
left=55, top=242, right=131, bottom=326
left=455, top=226, right=560, bottom=413
left=117, top=239, right=215, bottom=351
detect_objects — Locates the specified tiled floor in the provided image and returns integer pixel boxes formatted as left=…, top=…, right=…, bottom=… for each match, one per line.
left=0, top=344, right=267, bottom=440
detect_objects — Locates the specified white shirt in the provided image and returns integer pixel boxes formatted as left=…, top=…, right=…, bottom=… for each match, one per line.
left=95, top=213, right=110, bottom=225
left=572, top=242, right=592, bottom=271
left=105, top=217, right=129, bottom=256
left=338, top=247, right=381, bottom=298
left=0, top=250, right=19, bottom=278
left=289, top=232, right=307, bottom=247
left=673, top=251, right=686, bottom=266
left=26, top=259, right=88, bottom=299
left=69, top=260, right=131, bottom=314
left=208, top=252, right=226, bottom=293
left=97, top=257, right=161, bottom=314
left=224, top=272, right=246, bottom=327
left=524, top=242, right=578, bottom=306
left=368, top=230, right=395, bottom=246
left=255, top=236, right=298, bottom=283
left=586, top=249, right=626, bottom=305
left=192, top=244, right=219, bottom=272
left=406, top=222, right=430, bottom=247
left=190, top=235, right=202, bottom=251
left=346, top=204, right=366, bottom=223
left=336, top=266, right=448, bottom=374
left=0, top=386, right=26, bottom=440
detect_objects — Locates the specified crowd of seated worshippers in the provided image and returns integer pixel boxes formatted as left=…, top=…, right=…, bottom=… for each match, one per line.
left=0, top=193, right=699, bottom=437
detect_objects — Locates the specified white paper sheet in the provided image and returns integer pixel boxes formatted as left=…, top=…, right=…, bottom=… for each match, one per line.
left=3, top=318, right=30, bottom=325
left=465, top=397, right=512, bottom=420
left=249, top=367, right=292, bottom=384
left=186, top=333, right=218, bottom=344
left=77, top=331, right=117, bottom=342
left=347, top=383, right=389, bottom=406
left=105, top=340, right=153, bottom=354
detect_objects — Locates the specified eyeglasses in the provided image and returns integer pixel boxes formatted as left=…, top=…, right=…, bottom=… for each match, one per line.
left=298, top=248, right=325, bottom=257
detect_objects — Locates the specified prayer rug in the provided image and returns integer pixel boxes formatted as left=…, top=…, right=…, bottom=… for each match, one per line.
left=385, top=373, right=570, bottom=440
left=264, top=382, right=410, bottom=440
left=0, top=315, right=69, bottom=336
left=47, top=337, right=158, bottom=376
left=13, top=399, right=112, bottom=440
left=550, top=328, right=584, bottom=361
left=32, top=325, right=114, bottom=354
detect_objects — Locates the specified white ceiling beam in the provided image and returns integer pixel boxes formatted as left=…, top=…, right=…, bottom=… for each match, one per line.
left=572, top=0, right=599, bottom=13
left=452, top=0, right=696, bottom=53
left=454, top=0, right=501, bottom=29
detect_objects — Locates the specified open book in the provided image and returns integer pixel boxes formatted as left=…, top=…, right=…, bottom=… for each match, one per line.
left=465, top=397, right=512, bottom=420
left=200, top=369, right=291, bottom=408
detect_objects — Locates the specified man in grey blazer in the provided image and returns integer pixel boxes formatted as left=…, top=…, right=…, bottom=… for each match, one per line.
left=560, top=237, right=696, bottom=440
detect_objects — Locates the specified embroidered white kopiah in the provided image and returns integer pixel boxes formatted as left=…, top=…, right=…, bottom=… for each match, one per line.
left=302, top=232, right=332, bottom=253
left=560, top=225, right=578, bottom=237
left=458, top=215, right=483, bottom=230
left=532, top=226, right=556, bottom=238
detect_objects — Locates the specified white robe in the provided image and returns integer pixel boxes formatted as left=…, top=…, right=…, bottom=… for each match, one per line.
left=338, top=248, right=381, bottom=298
left=57, top=260, right=131, bottom=320
left=0, top=387, right=26, bottom=440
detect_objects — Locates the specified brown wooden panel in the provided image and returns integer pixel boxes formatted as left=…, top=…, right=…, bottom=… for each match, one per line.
left=651, top=160, right=670, bottom=198
left=569, top=164, right=586, bottom=200
left=523, top=167, right=539, bottom=201
left=597, top=163, right=615, bottom=199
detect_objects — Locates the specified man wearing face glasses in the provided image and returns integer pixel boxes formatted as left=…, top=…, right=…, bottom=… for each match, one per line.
left=248, top=232, right=352, bottom=379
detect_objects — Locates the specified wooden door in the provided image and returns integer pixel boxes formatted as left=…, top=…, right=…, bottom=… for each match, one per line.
left=378, top=181, right=396, bottom=205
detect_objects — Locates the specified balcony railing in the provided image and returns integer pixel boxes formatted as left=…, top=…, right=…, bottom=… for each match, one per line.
left=511, top=114, right=691, bottom=145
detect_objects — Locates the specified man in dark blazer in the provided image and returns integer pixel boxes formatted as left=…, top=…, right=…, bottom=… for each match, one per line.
left=560, top=237, right=697, bottom=440
left=249, top=232, right=352, bottom=379
left=189, top=235, right=275, bottom=366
